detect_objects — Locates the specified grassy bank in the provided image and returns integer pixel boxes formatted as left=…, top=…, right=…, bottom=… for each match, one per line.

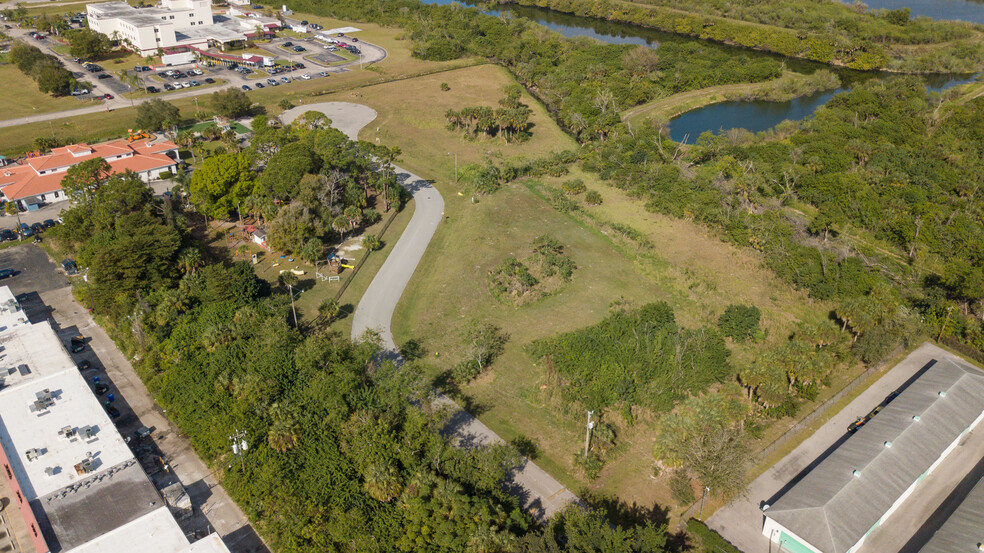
left=622, top=70, right=840, bottom=126
left=0, top=62, right=104, bottom=122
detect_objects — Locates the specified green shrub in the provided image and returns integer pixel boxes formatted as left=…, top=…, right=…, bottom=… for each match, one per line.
left=718, top=304, right=762, bottom=341
left=561, top=178, right=586, bottom=195
left=158, top=171, right=173, bottom=180
left=584, top=190, right=603, bottom=205
left=686, top=519, right=743, bottom=553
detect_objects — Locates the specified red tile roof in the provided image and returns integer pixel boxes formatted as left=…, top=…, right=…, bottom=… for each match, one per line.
left=0, top=138, right=179, bottom=201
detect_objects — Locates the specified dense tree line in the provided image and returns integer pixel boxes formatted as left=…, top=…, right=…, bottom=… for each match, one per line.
left=48, top=158, right=673, bottom=553
left=499, top=0, right=984, bottom=72
left=8, top=41, right=78, bottom=95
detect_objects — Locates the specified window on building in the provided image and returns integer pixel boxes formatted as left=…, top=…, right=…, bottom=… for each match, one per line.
left=190, top=21, right=194, bottom=25
left=170, top=15, right=174, bottom=19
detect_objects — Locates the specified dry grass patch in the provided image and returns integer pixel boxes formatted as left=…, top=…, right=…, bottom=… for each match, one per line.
left=0, top=63, right=103, bottom=121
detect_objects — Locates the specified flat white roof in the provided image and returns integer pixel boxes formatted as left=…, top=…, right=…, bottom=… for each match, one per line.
left=322, top=26, right=361, bottom=34
left=0, top=288, right=28, bottom=330
left=0, top=348, right=133, bottom=499
left=69, top=507, right=188, bottom=553
left=0, top=321, right=75, bottom=390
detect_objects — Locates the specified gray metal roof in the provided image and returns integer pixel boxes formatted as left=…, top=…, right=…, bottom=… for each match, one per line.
left=765, top=357, right=984, bottom=553
left=917, top=461, right=984, bottom=553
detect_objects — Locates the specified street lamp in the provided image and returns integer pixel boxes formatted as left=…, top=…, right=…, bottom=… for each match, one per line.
left=584, top=410, right=594, bottom=459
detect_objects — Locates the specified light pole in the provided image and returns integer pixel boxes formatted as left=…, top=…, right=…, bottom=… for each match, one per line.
left=229, top=429, right=248, bottom=471
left=236, top=200, right=243, bottom=226
left=584, top=410, right=594, bottom=459
left=447, top=152, right=457, bottom=184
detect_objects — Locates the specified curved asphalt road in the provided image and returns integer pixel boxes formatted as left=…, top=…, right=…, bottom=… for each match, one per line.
left=280, top=102, right=579, bottom=520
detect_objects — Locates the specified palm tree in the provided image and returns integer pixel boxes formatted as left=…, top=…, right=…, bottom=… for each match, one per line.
left=344, top=206, right=362, bottom=229
left=178, top=247, right=203, bottom=275
left=235, top=244, right=250, bottom=259
left=319, top=298, right=340, bottom=324
left=116, top=69, right=140, bottom=107
left=332, top=215, right=349, bottom=242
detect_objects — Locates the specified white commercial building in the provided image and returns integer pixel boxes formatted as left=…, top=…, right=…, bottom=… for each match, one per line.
left=86, top=0, right=276, bottom=57
left=0, top=288, right=230, bottom=553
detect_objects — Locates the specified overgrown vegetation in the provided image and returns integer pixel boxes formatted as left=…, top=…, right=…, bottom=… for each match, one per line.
left=487, top=235, right=576, bottom=305
left=527, top=302, right=731, bottom=415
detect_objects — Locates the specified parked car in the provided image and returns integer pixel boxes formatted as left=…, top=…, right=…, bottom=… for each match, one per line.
left=300, top=20, right=308, bottom=25
left=18, top=224, right=32, bottom=237
left=181, top=81, right=191, bottom=88
left=94, top=382, right=109, bottom=396
left=163, top=83, right=174, bottom=91
left=146, top=86, right=159, bottom=93
left=266, top=78, right=277, bottom=85
left=189, top=80, right=199, bottom=86
left=71, top=88, right=89, bottom=96
left=134, top=65, right=144, bottom=72
left=42, top=219, right=56, bottom=229
left=241, top=84, right=251, bottom=91
left=204, top=78, right=215, bottom=84
left=254, top=82, right=264, bottom=88
left=77, top=360, right=93, bottom=371
left=293, top=45, right=305, bottom=52
left=190, top=68, right=203, bottom=75
left=97, top=73, right=111, bottom=79
left=103, top=93, right=113, bottom=99
left=300, top=73, right=310, bottom=80
left=30, top=223, right=43, bottom=234
left=281, top=76, right=290, bottom=83
left=0, top=269, right=14, bottom=280
left=351, top=37, right=359, bottom=42
left=294, top=63, right=305, bottom=69
left=105, top=403, right=121, bottom=418
left=70, top=335, right=86, bottom=353
left=0, top=229, right=16, bottom=241
left=282, top=41, right=292, bottom=47
left=319, top=71, right=328, bottom=77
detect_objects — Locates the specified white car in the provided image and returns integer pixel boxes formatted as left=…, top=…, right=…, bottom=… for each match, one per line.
left=181, top=81, right=191, bottom=88
left=300, top=73, right=311, bottom=80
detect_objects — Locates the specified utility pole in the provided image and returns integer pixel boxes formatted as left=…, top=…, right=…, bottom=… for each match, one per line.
left=584, top=410, right=594, bottom=459
left=698, top=486, right=709, bottom=518
left=229, top=429, right=248, bottom=471
left=288, top=284, right=298, bottom=328
left=938, top=305, right=953, bottom=342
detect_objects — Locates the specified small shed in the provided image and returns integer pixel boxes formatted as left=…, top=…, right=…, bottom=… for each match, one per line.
left=252, top=229, right=268, bottom=248
left=23, top=196, right=41, bottom=211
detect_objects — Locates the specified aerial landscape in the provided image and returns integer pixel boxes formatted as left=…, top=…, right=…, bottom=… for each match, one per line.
left=0, top=0, right=983, bottom=551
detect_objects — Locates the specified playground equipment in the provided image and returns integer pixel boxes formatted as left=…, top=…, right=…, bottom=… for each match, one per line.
left=127, top=129, right=151, bottom=142
left=341, top=263, right=355, bottom=269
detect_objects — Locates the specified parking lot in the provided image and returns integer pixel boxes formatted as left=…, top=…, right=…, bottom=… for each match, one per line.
left=0, top=244, right=269, bottom=553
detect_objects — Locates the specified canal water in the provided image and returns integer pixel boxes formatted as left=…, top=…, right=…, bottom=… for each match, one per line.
left=420, top=0, right=981, bottom=141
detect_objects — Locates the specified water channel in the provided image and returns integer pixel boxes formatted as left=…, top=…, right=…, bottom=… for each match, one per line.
left=420, top=0, right=981, bottom=141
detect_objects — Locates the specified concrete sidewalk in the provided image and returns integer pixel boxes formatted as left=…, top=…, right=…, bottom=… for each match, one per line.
left=708, top=342, right=966, bottom=553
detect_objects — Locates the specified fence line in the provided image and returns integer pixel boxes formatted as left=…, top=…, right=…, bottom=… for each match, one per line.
left=333, top=207, right=401, bottom=303
left=754, top=345, right=903, bottom=462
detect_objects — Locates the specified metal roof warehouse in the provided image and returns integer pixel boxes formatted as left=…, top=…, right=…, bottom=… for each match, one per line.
left=761, top=355, right=984, bottom=553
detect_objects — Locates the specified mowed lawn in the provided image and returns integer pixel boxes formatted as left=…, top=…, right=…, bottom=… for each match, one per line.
left=0, top=63, right=103, bottom=121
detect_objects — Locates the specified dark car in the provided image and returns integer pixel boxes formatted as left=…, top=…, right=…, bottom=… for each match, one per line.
left=30, top=223, right=43, bottom=234
left=282, top=41, right=292, bottom=47
left=300, top=20, right=308, bottom=25
left=19, top=223, right=32, bottom=237
left=254, top=82, right=264, bottom=88
left=97, top=73, right=111, bottom=79
left=77, top=360, right=93, bottom=371
left=351, top=37, right=359, bottom=42
left=0, top=269, right=14, bottom=280
left=0, top=229, right=15, bottom=241
left=70, top=335, right=86, bottom=353
left=42, top=219, right=56, bottom=229
left=204, top=78, right=215, bottom=84
left=241, top=84, right=251, bottom=91
left=147, top=86, right=159, bottom=93
left=105, top=403, right=121, bottom=418
left=293, top=45, right=305, bottom=52
left=163, top=83, right=174, bottom=91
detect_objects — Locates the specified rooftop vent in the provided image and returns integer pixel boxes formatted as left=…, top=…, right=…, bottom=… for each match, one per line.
left=80, top=425, right=95, bottom=440
left=31, top=389, right=54, bottom=412
left=853, top=470, right=862, bottom=478
left=25, top=448, right=42, bottom=461
left=58, top=426, right=77, bottom=440
left=74, top=458, right=94, bottom=475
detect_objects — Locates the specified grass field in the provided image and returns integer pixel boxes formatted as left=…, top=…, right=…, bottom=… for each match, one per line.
left=0, top=62, right=103, bottom=121
left=303, top=62, right=835, bottom=512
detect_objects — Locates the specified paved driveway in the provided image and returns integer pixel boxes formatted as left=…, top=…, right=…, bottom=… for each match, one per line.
left=708, top=342, right=974, bottom=553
